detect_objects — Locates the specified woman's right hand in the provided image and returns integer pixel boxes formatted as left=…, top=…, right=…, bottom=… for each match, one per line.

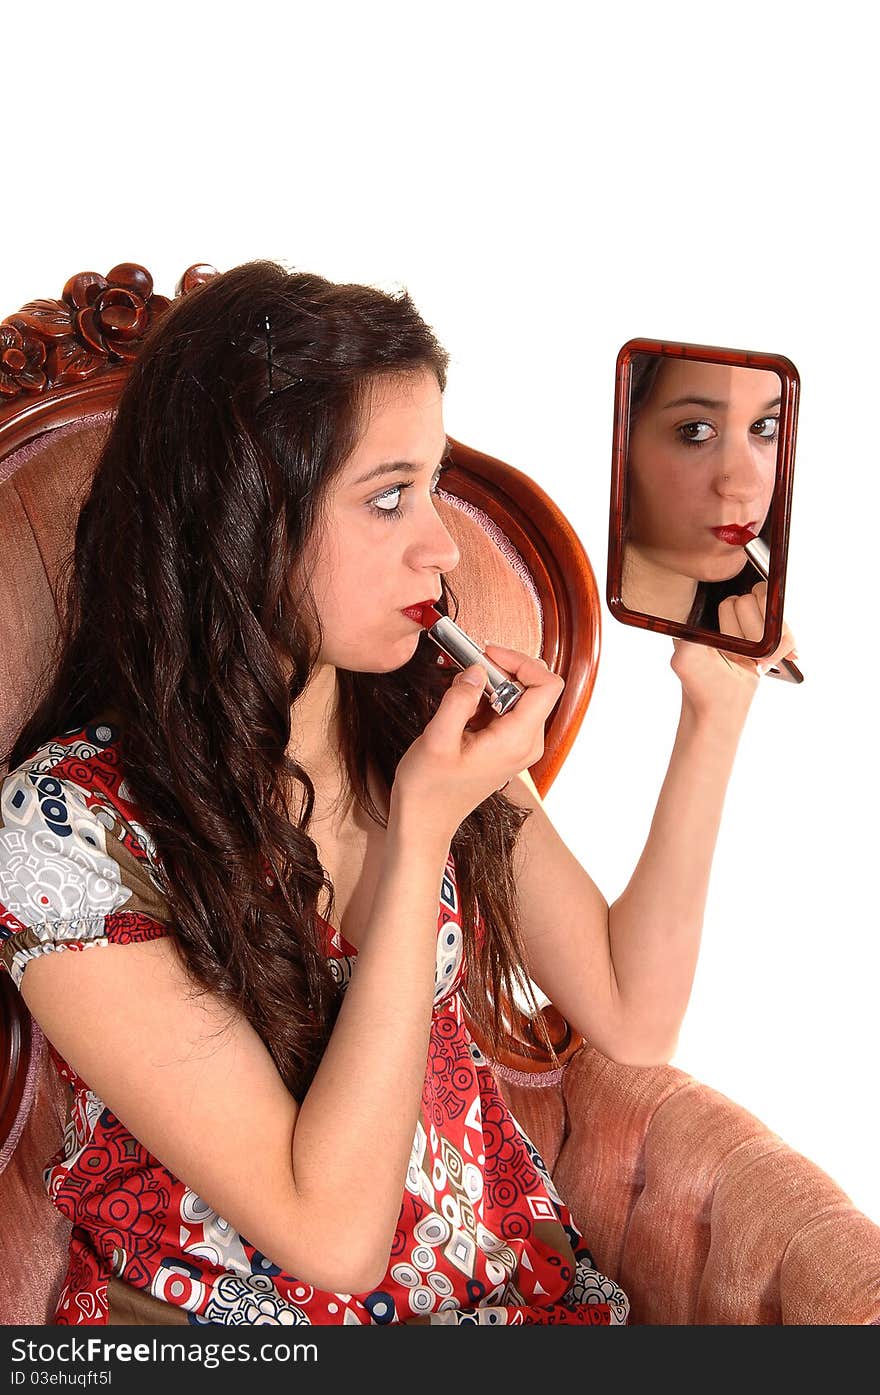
left=390, top=646, right=565, bottom=842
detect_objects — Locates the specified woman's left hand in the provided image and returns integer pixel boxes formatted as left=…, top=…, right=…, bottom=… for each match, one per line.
left=671, top=580, right=798, bottom=724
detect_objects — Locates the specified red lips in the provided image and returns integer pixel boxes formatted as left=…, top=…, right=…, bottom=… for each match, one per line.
left=401, top=601, right=441, bottom=625
left=401, top=603, right=459, bottom=667
left=711, top=523, right=758, bottom=546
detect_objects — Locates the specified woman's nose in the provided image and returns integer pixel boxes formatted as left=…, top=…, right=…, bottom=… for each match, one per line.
left=412, top=502, right=461, bottom=574
left=716, top=435, right=765, bottom=500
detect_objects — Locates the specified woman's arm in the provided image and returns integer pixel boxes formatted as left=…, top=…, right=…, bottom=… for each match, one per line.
left=607, top=602, right=796, bottom=1059
left=20, top=814, right=451, bottom=1296
left=491, top=593, right=796, bottom=1065
left=504, top=701, right=750, bottom=1066
left=504, top=639, right=803, bottom=1067
left=603, top=700, right=749, bottom=1061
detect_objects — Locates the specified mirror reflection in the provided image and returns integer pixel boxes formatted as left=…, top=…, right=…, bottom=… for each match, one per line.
left=621, top=356, right=781, bottom=636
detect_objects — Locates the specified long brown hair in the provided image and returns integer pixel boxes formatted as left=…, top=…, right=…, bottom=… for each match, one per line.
left=3, top=259, right=543, bottom=1100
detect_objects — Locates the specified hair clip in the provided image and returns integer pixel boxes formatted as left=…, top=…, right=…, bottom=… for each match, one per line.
left=262, top=315, right=302, bottom=398
left=264, top=315, right=274, bottom=395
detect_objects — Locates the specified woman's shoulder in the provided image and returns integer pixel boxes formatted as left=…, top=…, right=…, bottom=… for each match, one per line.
left=2, top=709, right=160, bottom=866
left=0, top=711, right=173, bottom=988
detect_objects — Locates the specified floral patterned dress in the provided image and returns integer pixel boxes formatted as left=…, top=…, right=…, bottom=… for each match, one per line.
left=0, top=718, right=629, bottom=1326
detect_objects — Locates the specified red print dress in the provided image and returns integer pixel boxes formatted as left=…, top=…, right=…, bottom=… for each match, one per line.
left=0, top=718, right=630, bottom=1327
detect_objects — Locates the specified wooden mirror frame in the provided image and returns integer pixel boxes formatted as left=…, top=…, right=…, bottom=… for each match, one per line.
left=606, top=337, right=800, bottom=662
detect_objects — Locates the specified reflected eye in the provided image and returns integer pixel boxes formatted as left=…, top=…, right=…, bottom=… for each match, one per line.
left=751, top=416, right=779, bottom=441
left=677, top=420, right=715, bottom=448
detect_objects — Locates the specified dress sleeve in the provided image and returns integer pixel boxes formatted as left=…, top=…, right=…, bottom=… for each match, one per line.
left=0, top=765, right=173, bottom=990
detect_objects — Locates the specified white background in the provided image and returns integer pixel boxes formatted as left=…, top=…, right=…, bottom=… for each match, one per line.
left=5, top=2, right=878, bottom=1225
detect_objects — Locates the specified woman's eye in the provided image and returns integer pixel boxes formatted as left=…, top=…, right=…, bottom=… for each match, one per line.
left=751, top=416, right=779, bottom=441
left=369, top=467, right=446, bottom=521
left=677, top=420, right=715, bottom=447
left=373, top=485, right=404, bottom=513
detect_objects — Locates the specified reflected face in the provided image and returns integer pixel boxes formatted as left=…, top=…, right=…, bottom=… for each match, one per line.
left=300, top=367, right=460, bottom=671
left=626, top=359, right=780, bottom=582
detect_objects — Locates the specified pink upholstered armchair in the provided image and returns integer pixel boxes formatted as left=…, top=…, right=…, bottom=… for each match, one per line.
left=2, top=262, right=879, bottom=1325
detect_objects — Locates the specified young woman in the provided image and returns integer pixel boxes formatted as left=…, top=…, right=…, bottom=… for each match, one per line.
left=622, top=353, right=781, bottom=631
left=0, top=260, right=795, bottom=1326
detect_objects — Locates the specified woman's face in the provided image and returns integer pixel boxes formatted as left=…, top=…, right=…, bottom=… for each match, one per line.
left=301, top=367, right=460, bottom=672
left=626, top=359, right=780, bottom=582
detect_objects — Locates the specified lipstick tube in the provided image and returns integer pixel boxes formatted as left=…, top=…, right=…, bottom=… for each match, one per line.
left=743, top=538, right=803, bottom=684
left=425, top=613, right=525, bottom=715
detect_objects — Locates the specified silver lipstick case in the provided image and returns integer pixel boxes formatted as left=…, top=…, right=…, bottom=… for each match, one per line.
left=426, top=614, right=525, bottom=714
left=743, top=537, right=804, bottom=684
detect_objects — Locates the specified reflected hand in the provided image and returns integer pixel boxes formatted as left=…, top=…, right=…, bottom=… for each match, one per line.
left=670, top=580, right=798, bottom=722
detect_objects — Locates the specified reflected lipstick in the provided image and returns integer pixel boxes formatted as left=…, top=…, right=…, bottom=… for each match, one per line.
left=742, top=536, right=804, bottom=685
left=411, top=603, right=525, bottom=715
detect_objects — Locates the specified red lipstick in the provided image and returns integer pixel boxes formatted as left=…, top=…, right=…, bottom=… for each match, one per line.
left=711, top=523, right=758, bottom=546
left=401, top=602, right=431, bottom=623
left=413, top=604, right=525, bottom=715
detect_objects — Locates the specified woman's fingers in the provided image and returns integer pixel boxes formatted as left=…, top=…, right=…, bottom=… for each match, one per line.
left=482, top=644, right=565, bottom=712
left=717, top=582, right=798, bottom=674
left=718, top=580, right=767, bottom=643
left=427, top=664, right=491, bottom=744
left=453, top=643, right=563, bottom=756
left=762, top=620, right=799, bottom=673
left=481, top=643, right=564, bottom=693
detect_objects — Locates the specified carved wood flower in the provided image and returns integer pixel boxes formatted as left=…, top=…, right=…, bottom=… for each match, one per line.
left=10, top=263, right=172, bottom=385
left=0, top=320, right=47, bottom=399
left=63, top=264, right=171, bottom=360
left=0, top=262, right=215, bottom=411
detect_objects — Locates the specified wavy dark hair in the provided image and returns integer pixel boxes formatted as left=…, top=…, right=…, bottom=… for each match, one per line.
left=3, top=259, right=545, bottom=1101
left=626, top=352, right=769, bottom=630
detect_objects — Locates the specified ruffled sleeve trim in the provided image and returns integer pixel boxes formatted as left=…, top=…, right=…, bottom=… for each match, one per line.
left=0, top=911, right=172, bottom=989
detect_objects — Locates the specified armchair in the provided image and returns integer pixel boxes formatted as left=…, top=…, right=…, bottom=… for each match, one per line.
left=2, top=263, right=879, bottom=1325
